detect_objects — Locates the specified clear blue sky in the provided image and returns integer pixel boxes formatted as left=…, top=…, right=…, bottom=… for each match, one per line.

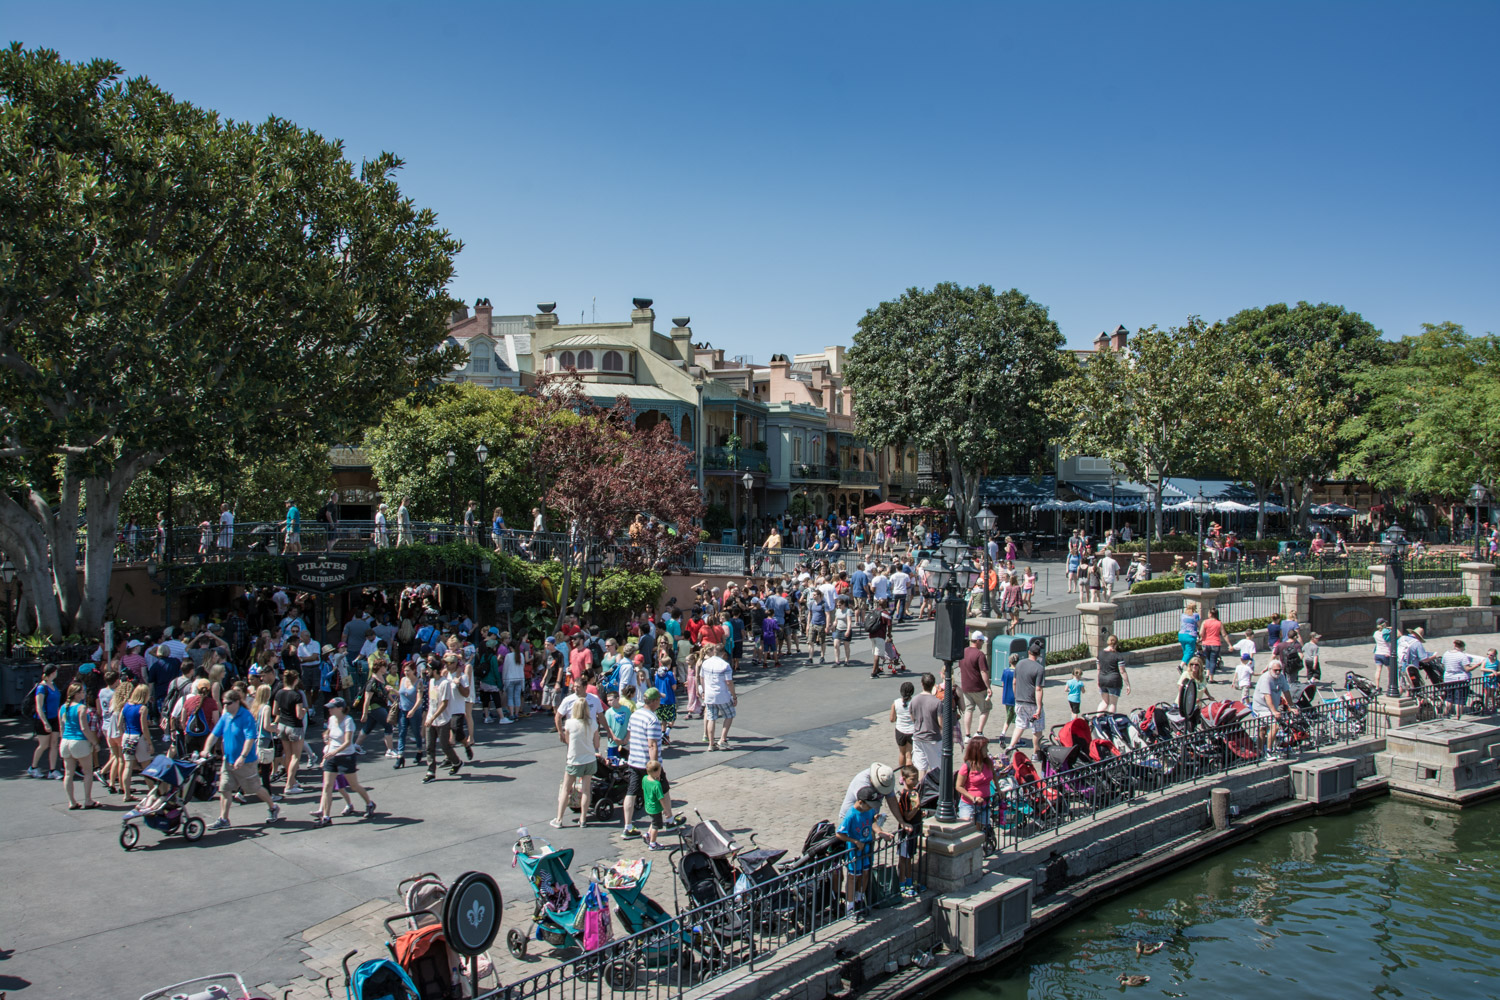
left=7, top=1, right=1497, bottom=355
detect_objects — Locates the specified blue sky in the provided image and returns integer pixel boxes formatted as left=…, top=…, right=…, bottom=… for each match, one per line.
left=6, top=1, right=1497, bottom=355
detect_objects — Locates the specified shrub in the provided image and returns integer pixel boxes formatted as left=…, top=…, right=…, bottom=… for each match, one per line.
left=1109, top=616, right=1269, bottom=655
left=1400, top=595, right=1470, bottom=610
left=1050, top=642, right=1090, bottom=663
left=1128, top=573, right=1230, bottom=594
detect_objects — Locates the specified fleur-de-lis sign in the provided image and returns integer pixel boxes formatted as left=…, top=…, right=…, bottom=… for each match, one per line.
left=466, top=899, right=486, bottom=929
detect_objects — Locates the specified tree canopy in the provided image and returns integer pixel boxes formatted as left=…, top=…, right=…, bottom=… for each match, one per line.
left=0, top=45, right=463, bottom=636
left=843, top=283, right=1066, bottom=528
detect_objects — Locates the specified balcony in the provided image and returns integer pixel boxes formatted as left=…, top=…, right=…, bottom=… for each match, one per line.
left=704, top=445, right=769, bottom=473
left=840, top=468, right=878, bottom=486
left=889, top=472, right=919, bottom=492
left=826, top=412, right=855, bottom=432
left=792, top=463, right=839, bottom=482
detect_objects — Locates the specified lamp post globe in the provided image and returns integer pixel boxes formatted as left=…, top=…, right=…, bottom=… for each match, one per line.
left=975, top=506, right=996, bottom=616
left=475, top=443, right=490, bottom=546
left=1380, top=525, right=1409, bottom=697
left=1470, top=484, right=1487, bottom=561
left=445, top=449, right=457, bottom=527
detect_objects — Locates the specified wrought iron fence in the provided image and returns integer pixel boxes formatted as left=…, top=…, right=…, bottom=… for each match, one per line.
left=1400, top=576, right=1463, bottom=599
left=1407, top=676, right=1500, bottom=721
left=988, top=696, right=1380, bottom=849
left=485, top=835, right=917, bottom=1000
left=1216, top=583, right=1281, bottom=623
left=1026, top=613, right=1081, bottom=653
left=1111, top=594, right=1187, bottom=641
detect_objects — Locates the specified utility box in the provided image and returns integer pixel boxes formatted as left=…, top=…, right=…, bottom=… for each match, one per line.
left=1, top=661, right=44, bottom=715
left=934, top=874, right=1033, bottom=959
left=1290, top=757, right=1357, bottom=804
left=991, top=634, right=1043, bottom=684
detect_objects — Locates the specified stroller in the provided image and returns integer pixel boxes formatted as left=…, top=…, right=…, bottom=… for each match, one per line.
left=138, top=973, right=278, bottom=1000
left=688, top=811, right=743, bottom=894
left=329, top=949, right=420, bottom=1000
left=775, top=820, right=845, bottom=931
left=1344, top=671, right=1380, bottom=699
left=1202, top=699, right=1262, bottom=761
left=1056, top=717, right=1130, bottom=803
left=120, top=755, right=210, bottom=850
left=382, top=873, right=498, bottom=996
left=1092, top=711, right=1165, bottom=791
left=507, top=844, right=587, bottom=960
left=598, top=860, right=716, bottom=975
left=576, top=754, right=632, bottom=823
left=1003, top=749, right=1060, bottom=836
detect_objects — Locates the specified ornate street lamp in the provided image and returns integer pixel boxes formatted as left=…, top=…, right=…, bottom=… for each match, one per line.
left=975, top=505, right=997, bottom=617
left=943, top=491, right=955, bottom=534
left=476, top=443, right=490, bottom=547
left=1143, top=483, right=1157, bottom=581
left=1, top=558, right=15, bottom=658
left=445, top=449, right=457, bottom=529
left=1380, top=525, right=1409, bottom=697
left=1190, top=488, right=1212, bottom=588
left=585, top=547, right=604, bottom=614
left=1470, top=483, right=1488, bottom=561
left=927, top=530, right=979, bottom=823
left=741, top=470, right=755, bottom=571
left=1109, top=472, right=1118, bottom=542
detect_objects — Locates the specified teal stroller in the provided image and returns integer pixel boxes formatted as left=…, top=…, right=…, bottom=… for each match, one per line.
left=507, top=844, right=588, bottom=960
left=598, top=860, right=724, bottom=979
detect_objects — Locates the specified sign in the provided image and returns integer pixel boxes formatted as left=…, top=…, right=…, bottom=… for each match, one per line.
left=442, top=871, right=502, bottom=957
left=287, top=555, right=361, bottom=593
left=494, top=588, right=515, bottom=614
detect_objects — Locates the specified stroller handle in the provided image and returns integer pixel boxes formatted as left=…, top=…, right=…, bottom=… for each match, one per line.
left=328, top=949, right=357, bottom=996
left=383, top=910, right=434, bottom=937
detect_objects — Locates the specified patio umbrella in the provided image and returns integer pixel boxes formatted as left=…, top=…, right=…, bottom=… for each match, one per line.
left=862, top=500, right=908, bottom=515
left=1213, top=500, right=1257, bottom=513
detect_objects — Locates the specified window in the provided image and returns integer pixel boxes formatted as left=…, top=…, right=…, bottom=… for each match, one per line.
left=472, top=357, right=490, bottom=373
left=577, top=350, right=594, bottom=370
left=560, top=351, right=576, bottom=369
left=544, top=354, right=556, bottom=373
left=793, top=437, right=802, bottom=462
left=603, top=350, right=624, bottom=372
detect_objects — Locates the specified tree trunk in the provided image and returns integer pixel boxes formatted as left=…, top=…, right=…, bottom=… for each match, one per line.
left=1254, top=481, right=1270, bottom=540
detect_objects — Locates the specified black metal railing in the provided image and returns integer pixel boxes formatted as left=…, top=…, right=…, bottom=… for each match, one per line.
left=987, top=697, right=1380, bottom=849
left=486, top=835, right=917, bottom=1000
left=1025, top=613, right=1081, bottom=653
left=1407, top=677, right=1500, bottom=721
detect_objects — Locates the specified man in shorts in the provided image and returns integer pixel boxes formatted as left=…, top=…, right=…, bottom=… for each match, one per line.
left=958, top=631, right=993, bottom=741
left=700, top=644, right=737, bottom=750
left=1004, top=642, right=1046, bottom=753
left=203, top=690, right=280, bottom=829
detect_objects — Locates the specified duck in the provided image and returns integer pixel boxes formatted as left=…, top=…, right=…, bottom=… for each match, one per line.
left=1135, top=941, right=1164, bottom=955
left=1119, top=974, right=1151, bottom=987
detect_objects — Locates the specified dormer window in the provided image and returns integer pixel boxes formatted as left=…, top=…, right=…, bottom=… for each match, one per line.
left=577, top=350, right=594, bottom=370
left=603, top=350, right=624, bottom=372
left=560, top=350, right=576, bottom=369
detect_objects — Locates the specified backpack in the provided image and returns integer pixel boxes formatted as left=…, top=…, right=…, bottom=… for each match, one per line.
left=22, top=683, right=41, bottom=721
left=185, top=700, right=210, bottom=736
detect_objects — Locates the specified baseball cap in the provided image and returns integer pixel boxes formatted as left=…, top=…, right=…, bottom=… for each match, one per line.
left=856, top=786, right=880, bottom=803
left=325, top=697, right=346, bottom=710
left=970, top=630, right=985, bottom=643
left=126, top=639, right=143, bottom=649
left=1240, top=653, right=1253, bottom=662
left=643, top=686, right=662, bottom=702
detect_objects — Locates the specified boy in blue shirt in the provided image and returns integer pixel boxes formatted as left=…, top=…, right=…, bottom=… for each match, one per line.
left=654, top=665, right=677, bottom=745
left=1001, top=653, right=1018, bottom=729
left=837, top=786, right=895, bottom=921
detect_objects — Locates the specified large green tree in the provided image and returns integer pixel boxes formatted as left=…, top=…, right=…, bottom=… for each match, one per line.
left=844, top=283, right=1066, bottom=528
left=1344, top=322, right=1500, bottom=503
left=364, top=382, right=540, bottom=523
left=0, top=46, right=464, bottom=637
left=1046, top=318, right=1229, bottom=540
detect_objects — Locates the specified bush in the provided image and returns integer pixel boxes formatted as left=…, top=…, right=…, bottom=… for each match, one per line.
left=1050, top=642, right=1090, bottom=663
left=1128, top=573, right=1230, bottom=594
left=1400, top=595, right=1470, bottom=610
left=1108, top=616, right=1269, bottom=655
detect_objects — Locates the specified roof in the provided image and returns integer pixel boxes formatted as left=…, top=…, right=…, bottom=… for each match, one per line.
left=980, top=475, right=1056, bottom=504
left=547, top=334, right=633, bottom=350
left=585, top=384, right=685, bottom=403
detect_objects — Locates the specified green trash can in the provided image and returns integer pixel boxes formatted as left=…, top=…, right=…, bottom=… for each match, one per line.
left=990, top=633, right=1044, bottom=683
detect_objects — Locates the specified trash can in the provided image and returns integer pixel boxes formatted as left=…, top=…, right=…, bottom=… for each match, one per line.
left=721, top=529, right=738, bottom=546
left=990, top=633, right=1044, bottom=683
left=1, top=660, right=44, bottom=716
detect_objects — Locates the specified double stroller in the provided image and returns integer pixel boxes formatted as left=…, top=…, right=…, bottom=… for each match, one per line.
left=119, top=755, right=215, bottom=850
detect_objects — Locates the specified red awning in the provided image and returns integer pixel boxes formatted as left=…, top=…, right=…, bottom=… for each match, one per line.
left=862, top=501, right=907, bottom=515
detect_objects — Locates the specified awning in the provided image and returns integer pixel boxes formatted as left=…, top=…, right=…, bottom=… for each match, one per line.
left=980, top=475, right=1056, bottom=505
left=1064, top=479, right=1187, bottom=502
left=1160, top=478, right=1258, bottom=502
left=1312, top=503, right=1357, bottom=517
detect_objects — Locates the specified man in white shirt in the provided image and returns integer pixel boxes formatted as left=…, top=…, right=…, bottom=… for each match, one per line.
left=817, top=577, right=838, bottom=616
left=161, top=627, right=189, bottom=662
left=217, top=503, right=234, bottom=558
left=889, top=566, right=911, bottom=621
left=555, top=676, right=611, bottom=747
left=699, top=645, right=737, bottom=750
left=1099, top=553, right=1120, bottom=595
left=872, top=568, right=891, bottom=605
left=423, top=660, right=464, bottom=780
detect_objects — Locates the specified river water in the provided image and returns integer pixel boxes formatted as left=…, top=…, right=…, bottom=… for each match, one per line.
left=947, top=798, right=1500, bottom=1000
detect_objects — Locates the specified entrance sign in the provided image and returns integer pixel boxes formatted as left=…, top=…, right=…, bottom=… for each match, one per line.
left=288, top=555, right=360, bottom=592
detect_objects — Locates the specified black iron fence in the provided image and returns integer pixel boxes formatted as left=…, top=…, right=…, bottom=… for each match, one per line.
left=1408, top=677, right=1500, bottom=721
left=1026, top=613, right=1081, bottom=653
left=988, top=696, right=1380, bottom=849
left=485, top=835, right=917, bottom=1000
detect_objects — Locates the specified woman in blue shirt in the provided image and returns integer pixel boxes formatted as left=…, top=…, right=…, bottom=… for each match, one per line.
left=28, top=664, right=62, bottom=779
left=59, top=682, right=100, bottom=808
left=1179, top=601, right=1202, bottom=665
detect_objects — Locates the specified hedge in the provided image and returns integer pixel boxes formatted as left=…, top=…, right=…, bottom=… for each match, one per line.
left=1065, top=615, right=1271, bottom=658
left=1050, top=642, right=1090, bottom=663
left=1111, top=538, right=1289, bottom=554
left=1129, top=574, right=1231, bottom=594
left=1399, top=595, right=1470, bottom=610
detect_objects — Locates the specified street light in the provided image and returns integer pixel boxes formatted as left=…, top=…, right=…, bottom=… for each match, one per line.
left=943, top=491, right=955, bottom=533
left=585, top=547, right=604, bottom=615
left=1, top=558, right=15, bottom=658
left=1109, top=473, right=1118, bottom=543
left=1190, top=488, right=1212, bottom=588
left=1380, top=524, right=1409, bottom=697
left=1470, top=483, right=1488, bottom=561
left=476, top=443, right=490, bottom=547
left=927, top=530, right=979, bottom=824
left=1143, top=483, right=1157, bottom=581
left=975, top=505, right=997, bottom=617
left=741, top=470, right=755, bottom=563
left=445, top=449, right=457, bottom=529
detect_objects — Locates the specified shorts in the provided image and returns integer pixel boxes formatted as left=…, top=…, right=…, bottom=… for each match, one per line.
left=845, top=842, right=874, bottom=875
left=1099, top=684, right=1122, bottom=697
left=897, top=828, right=919, bottom=859
left=647, top=811, right=664, bottom=830
left=810, top=625, right=826, bottom=644
left=1445, top=680, right=1472, bottom=703
left=285, top=532, right=301, bottom=545
left=705, top=702, right=736, bottom=721
left=59, top=738, right=93, bottom=761
left=656, top=705, right=677, bottom=725
left=34, top=716, right=58, bottom=737
left=363, top=716, right=393, bottom=736
left=278, top=724, right=306, bottom=742
left=625, top=765, right=648, bottom=799
left=870, top=639, right=885, bottom=661
left=763, top=634, right=777, bottom=653
left=220, top=761, right=264, bottom=796
left=323, top=755, right=358, bottom=775
left=1014, top=703, right=1044, bottom=733
left=566, top=760, right=598, bottom=777
left=895, top=731, right=913, bottom=748
left=961, top=690, right=993, bottom=715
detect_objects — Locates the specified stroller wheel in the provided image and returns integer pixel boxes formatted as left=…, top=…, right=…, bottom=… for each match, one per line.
left=591, top=799, right=614, bottom=822
left=604, top=958, right=638, bottom=991
left=506, top=928, right=529, bottom=959
left=119, top=823, right=140, bottom=851
left=183, top=817, right=206, bottom=842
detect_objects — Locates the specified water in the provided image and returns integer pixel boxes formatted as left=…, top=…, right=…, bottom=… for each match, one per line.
left=948, top=799, right=1500, bottom=1000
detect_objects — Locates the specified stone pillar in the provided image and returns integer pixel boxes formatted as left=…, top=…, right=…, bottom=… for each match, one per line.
left=1181, top=587, right=1222, bottom=619
left=1368, top=564, right=1391, bottom=598
left=1077, top=602, right=1118, bottom=657
left=966, top=615, right=1007, bottom=653
left=1460, top=562, right=1493, bottom=608
left=1277, top=575, right=1313, bottom=624
left=921, top=819, right=987, bottom=892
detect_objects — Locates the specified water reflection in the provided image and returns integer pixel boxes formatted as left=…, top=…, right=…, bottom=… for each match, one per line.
left=949, top=799, right=1499, bottom=1000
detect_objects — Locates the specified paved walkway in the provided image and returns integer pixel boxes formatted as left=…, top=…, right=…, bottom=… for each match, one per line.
left=2, top=604, right=1473, bottom=998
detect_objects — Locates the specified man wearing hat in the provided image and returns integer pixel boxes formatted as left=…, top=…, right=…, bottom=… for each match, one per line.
left=838, top=761, right=900, bottom=825
left=958, top=631, right=993, bottom=741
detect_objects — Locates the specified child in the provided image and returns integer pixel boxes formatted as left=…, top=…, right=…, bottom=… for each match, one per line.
left=654, top=665, right=677, bottom=745
left=1234, top=653, right=1255, bottom=704
left=1066, top=666, right=1085, bottom=717
left=837, top=786, right=895, bottom=920
left=1022, top=568, right=1037, bottom=611
left=642, top=760, right=676, bottom=851
left=760, top=612, right=780, bottom=668
left=892, top=764, right=924, bottom=898
left=1001, top=653, right=1018, bottom=729
left=604, top=689, right=632, bottom=759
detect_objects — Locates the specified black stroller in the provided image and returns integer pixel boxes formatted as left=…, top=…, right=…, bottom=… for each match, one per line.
left=574, top=754, right=632, bottom=823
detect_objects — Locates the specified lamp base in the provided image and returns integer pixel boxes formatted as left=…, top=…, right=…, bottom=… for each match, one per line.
left=1376, top=694, right=1422, bottom=729
left=921, top=818, right=987, bottom=892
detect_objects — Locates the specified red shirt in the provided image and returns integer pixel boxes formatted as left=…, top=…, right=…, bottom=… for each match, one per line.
left=569, top=648, right=591, bottom=682
left=1200, top=618, right=1226, bottom=647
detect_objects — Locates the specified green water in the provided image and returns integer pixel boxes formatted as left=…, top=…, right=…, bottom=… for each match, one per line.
left=948, top=798, right=1500, bottom=1000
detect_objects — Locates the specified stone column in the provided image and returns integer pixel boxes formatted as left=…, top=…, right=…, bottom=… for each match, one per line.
left=1181, top=587, right=1222, bottom=620
left=921, top=820, right=987, bottom=892
left=1277, top=574, right=1313, bottom=624
left=966, top=614, right=1007, bottom=651
left=1460, top=562, right=1493, bottom=608
left=1077, top=602, right=1118, bottom=657
left=1368, top=563, right=1391, bottom=598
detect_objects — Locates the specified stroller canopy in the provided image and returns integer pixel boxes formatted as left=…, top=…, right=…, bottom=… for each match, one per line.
left=141, top=755, right=198, bottom=789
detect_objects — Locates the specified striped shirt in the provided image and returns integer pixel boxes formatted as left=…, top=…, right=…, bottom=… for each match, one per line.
left=627, top=707, right=662, bottom=770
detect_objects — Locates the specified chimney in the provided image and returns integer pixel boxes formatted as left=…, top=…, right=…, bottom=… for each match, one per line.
left=535, top=301, right=559, bottom=331
left=474, top=298, right=493, bottom=327
left=1111, top=324, right=1128, bottom=351
left=631, top=297, right=655, bottom=336
left=670, top=316, right=692, bottom=361
left=1094, top=330, right=1110, bottom=352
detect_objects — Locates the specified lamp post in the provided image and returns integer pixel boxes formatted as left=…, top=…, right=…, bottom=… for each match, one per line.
left=445, top=449, right=457, bottom=530
left=741, top=470, right=755, bottom=570
left=475, top=442, right=490, bottom=547
left=1109, top=473, right=1118, bottom=544
left=943, top=491, right=955, bottom=534
left=1191, top=488, right=1211, bottom=588
left=585, top=548, right=604, bottom=616
left=1, top=558, right=16, bottom=658
left=1143, top=483, right=1156, bottom=581
left=1470, top=483, right=1488, bottom=561
left=1380, top=525, right=1409, bottom=697
left=927, top=530, right=978, bottom=824
left=975, top=505, right=997, bottom=617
